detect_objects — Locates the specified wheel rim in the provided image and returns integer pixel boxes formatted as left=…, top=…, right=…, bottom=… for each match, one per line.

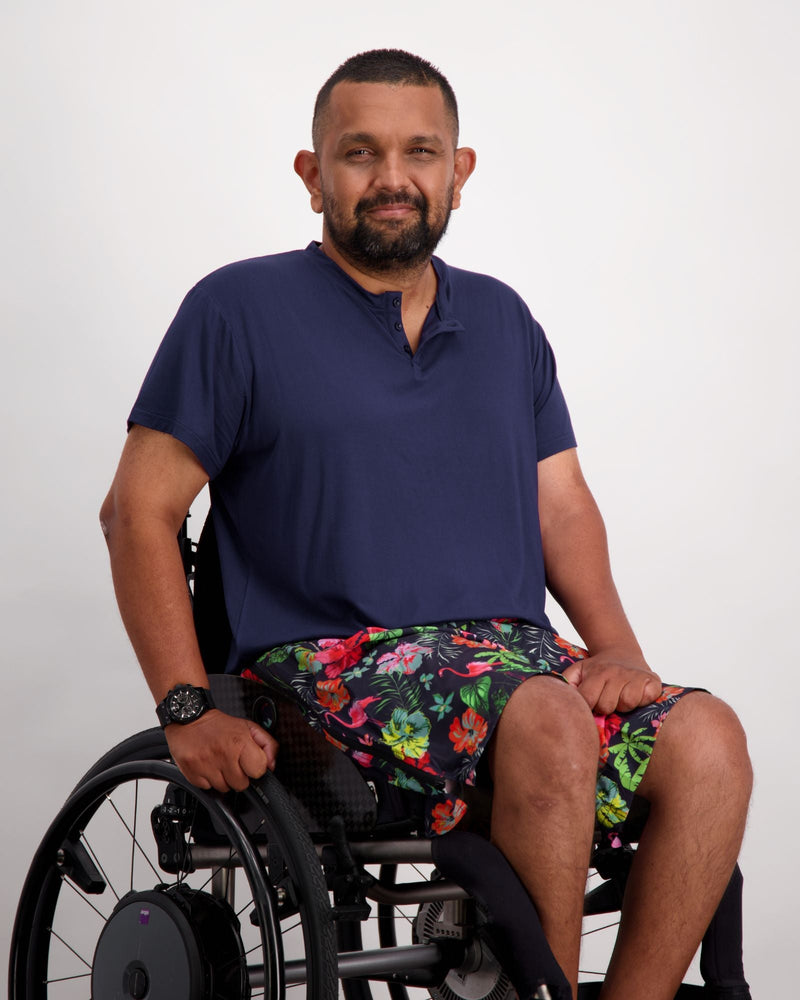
left=10, top=760, right=341, bottom=1000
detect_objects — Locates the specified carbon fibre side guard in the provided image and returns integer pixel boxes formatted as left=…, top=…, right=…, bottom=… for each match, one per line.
left=431, top=830, right=572, bottom=1000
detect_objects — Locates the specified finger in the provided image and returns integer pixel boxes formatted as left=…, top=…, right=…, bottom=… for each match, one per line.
left=240, top=741, right=270, bottom=781
left=617, top=675, right=661, bottom=712
left=249, top=724, right=280, bottom=762
left=197, top=765, right=232, bottom=794
left=614, top=681, right=641, bottom=714
left=185, top=770, right=212, bottom=791
left=561, top=662, right=583, bottom=687
left=169, top=748, right=214, bottom=790
left=573, top=669, right=607, bottom=711
left=594, top=684, right=620, bottom=716
left=219, top=760, right=250, bottom=793
left=644, top=675, right=663, bottom=704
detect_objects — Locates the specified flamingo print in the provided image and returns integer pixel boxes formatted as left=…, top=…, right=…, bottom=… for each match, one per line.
left=437, top=661, right=497, bottom=678
left=323, top=694, right=380, bottom=729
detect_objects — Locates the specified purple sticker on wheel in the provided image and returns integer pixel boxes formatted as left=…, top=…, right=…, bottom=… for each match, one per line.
left=138, top=908, right=150, bottom=925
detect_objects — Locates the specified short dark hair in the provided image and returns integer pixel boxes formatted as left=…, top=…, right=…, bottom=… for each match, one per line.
left=312, top=48, right=459, bottom=151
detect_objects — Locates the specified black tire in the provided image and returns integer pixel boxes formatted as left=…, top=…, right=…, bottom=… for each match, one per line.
left=10, top=754, right=338, bottom=1000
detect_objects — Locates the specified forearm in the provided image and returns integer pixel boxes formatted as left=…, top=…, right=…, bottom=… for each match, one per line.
left=103, top=510, right=210, bottom=703
left=541, top=494, right=645, bottom=662
left=100, top=426, right=275, bottom=791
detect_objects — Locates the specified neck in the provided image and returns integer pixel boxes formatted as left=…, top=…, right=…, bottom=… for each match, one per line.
left=319, top=235, right=435, bottom=302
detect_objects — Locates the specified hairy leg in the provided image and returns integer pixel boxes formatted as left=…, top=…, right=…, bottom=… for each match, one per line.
left=600, top=693, right=752, bottom=1000
left=489, top=675, right=600, bottom=994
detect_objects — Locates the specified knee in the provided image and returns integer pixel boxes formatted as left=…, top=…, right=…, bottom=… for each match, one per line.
left=650, top=692, right=752, bottom=801
left=491, top=675, right=599, bottom=778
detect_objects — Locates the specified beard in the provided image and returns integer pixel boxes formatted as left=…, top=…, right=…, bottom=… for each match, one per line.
left=322, top=185, right=453, bottom=273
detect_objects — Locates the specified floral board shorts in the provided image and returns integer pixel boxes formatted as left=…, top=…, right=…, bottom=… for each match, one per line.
left=242, top=619, right=696, bottom=841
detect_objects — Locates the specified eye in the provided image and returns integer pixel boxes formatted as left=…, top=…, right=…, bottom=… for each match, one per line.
left=346, top=147, right=372, bottom=158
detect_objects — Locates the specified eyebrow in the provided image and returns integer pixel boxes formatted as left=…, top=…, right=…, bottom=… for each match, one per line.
left=336, top=131, right=446, bottom=148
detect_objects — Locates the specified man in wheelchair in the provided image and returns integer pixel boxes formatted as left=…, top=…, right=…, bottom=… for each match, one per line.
left=98, top=49, right=752, bottom=1000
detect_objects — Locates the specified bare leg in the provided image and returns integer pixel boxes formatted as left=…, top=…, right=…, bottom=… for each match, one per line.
left=600, top=693, right=752, bottom=999
left=489, top=675, right=599, bottom=995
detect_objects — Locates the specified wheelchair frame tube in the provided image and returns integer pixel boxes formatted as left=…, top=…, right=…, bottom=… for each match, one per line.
left=248, top=943, right=448, bottom=988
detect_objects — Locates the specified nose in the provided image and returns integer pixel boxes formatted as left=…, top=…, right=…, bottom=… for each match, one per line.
left=373, top=151, right=409, bottom=194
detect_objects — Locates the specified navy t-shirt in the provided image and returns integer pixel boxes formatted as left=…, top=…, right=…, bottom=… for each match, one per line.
left=130, top=243, right=576, bottom=671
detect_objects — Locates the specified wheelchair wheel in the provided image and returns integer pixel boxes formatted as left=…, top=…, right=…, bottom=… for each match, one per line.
left=10, top=754, right=338, bottom=1000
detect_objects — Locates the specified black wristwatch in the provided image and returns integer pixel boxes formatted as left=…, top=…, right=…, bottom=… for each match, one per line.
left=156, top=684, right=215, bottom=727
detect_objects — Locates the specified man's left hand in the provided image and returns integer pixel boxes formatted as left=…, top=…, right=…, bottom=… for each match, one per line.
left=561, top=652, right=662, bottom=715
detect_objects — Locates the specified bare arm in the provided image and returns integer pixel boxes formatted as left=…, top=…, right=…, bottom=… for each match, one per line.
left=100, top=425, right=277, bottom=790
left=537, top=448, right=662, bottom=714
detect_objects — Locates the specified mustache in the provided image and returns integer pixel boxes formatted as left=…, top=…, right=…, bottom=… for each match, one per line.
left=355, top=190, right=427, bottom=216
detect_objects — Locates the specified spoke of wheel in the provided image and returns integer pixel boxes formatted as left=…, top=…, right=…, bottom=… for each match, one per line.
left=44, top=972, right=92, bottom=985
left=105, top=792, right=162, bottom=883
left=130, top=779, right=139, bottom=891
left=63, top=875, right=110, bottom=922
left=47, top=926, right=92, bottom=971
left=214, top=938, right=265, bottom=978
left=581, top=920, right=620, bottom=936
left=235, top=894, right=256, bottom=920
left=193, top=849, right=240, bottom=895
left=394, top=905, right=414, bottom=928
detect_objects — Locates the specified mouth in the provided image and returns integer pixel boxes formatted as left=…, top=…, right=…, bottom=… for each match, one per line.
left=367, top=203, right=418, bottom=221
left=357, top=193, right=425, bottom=223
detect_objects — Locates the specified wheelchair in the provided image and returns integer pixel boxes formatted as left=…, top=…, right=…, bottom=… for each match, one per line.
left=9, top=518, right=751, bottom=1000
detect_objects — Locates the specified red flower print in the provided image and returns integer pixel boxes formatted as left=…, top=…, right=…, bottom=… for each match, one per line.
left=452, top=634, right=500, bottom=650
left=430, top=797, right=468, bottom=835
left=449, top=708, right=488, bottom=755
left=315, top=632, right=368, bottom=678
left=315, top=678, right=351, bottom=713
left=595, top=713, right=623, bottom=765
left=554, top=635, right=587, bottom=661
left=402, top=750, right=438, bottom=775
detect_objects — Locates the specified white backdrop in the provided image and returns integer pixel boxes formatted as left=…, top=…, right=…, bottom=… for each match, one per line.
left=2, top=1, right=798, bottom=993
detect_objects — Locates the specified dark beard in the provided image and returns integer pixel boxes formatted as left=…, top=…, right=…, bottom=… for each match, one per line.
left=323, top=188, right=452, bottom=273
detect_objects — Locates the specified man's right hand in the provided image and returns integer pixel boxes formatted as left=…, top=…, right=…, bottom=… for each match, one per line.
left=165, top=709, right=279, bottom=792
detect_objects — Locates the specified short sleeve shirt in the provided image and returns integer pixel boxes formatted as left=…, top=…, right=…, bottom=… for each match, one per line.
left=129, top=243, right=576, bottom=671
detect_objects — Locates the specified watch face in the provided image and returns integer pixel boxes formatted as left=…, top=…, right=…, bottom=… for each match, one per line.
left=168, top=686, right=204, bottom=722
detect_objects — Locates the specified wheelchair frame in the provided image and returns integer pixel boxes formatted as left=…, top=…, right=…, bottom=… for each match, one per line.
left=9, top=516, right=751, bottom=1000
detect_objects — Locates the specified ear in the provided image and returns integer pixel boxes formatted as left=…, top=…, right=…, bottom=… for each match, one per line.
left=451, top=146, right=477, bottom=210
left=294, top=149, right=323, bottom=214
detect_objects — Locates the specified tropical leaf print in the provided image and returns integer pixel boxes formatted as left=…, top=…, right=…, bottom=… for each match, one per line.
left=372, top=671, right=424, bottom=715
left=460, top=676, right=492, bottom=715
left=248, top=619, right=695, bottom=839
left=607, top=723, right=656, bottom=792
